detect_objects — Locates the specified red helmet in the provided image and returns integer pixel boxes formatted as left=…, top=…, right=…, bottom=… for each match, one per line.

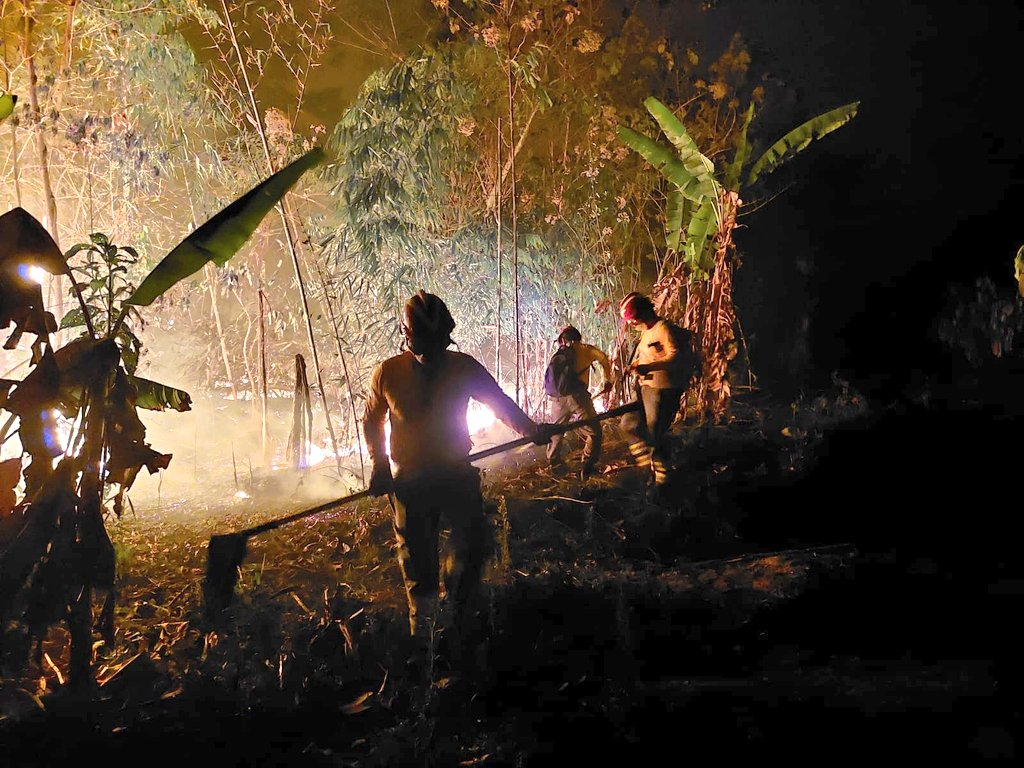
left=557, top=325, right=582, bottom=344
left=619, top=292, right=653, bottom=321
left=402, top=290, right=455, bottom=347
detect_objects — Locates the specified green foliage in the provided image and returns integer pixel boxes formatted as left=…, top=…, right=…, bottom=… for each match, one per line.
left=325, top=51, right=469, bottom=275
left=619, top=95, right=859, bottom=274
left=0, top=92, right=15, bottom=123
left=642, top=97, right=717, bottom=200
left=617, top=97, right=721, bottom=269
left=723, top=102, right=756, bottom=191
left=63, top=234, right=144, bottom=358
left=745, top=101, right=860, bottom=187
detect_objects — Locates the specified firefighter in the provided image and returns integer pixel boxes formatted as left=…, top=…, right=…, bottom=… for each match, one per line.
left=363, top=290, right=552, bottom=644
left=618, top=292, right=699, bottom=491
left=543, top=325, right=613, bottom=479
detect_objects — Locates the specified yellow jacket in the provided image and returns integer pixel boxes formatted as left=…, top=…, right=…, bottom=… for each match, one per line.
left=632, top=319, right=696, bottom=389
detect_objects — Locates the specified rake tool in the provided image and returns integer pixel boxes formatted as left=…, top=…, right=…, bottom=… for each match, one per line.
left=203, top=400, right=640, bottom=614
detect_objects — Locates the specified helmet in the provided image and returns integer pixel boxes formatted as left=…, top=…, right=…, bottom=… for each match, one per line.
left=557, top=325, right=582, bottom=344
left=619, top=292, right=653, bottom=322
left=402, top=290, right=455, bottom=348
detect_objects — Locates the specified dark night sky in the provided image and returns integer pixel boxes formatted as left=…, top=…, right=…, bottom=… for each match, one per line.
left=653, top=0, right=1024, bottom=395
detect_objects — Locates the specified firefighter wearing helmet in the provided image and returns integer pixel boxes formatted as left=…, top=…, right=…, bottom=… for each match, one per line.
left=543, top=325, right=613, bottom=479
left=618, top=292, right=700, bottom=494
left=363, top=290, right=551, bottom=647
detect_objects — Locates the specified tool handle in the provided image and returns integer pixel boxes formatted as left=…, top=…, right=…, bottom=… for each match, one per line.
left=241, top=488, right=373, bottom=537
left=464, top=400, right=641, bottom=463
left=229, top=400, right=640, bottom=538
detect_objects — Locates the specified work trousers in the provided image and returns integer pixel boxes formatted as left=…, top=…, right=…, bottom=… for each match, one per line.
left=622, top=385, right=684, bottom=486
left=545, top=390, right=601, bottom=471
left=391, top=465, right=487, bottom=638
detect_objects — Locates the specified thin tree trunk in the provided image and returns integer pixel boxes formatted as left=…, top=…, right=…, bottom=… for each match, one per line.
left=204, top=264, right=237, bottom=400
left=311, top=251, right=366, bottom=485
left=507, top=34, right=522, bottom=406
left=495, top=114, right=502, bottom=382
left=21, top=4, right=58, bottom=244
left=258, top=288, right=270, bottom=466
left=183, top=166, right=237, bottom=402
left=2, top=18, right=22, bottom=208
left=218, top=0, right=343, bottom=478
left=22, top=2, right=64, bottom=339
left=484, top=102, right=538, bottom=214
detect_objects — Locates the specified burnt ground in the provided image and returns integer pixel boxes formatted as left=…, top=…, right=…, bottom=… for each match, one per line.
left=0, top=378, right=1021, bottom=765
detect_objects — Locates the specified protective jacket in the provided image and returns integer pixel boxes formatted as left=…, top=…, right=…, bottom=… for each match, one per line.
left=632, top=319, right=696, bottom=390
left=363, top=350, right=535, bottom=477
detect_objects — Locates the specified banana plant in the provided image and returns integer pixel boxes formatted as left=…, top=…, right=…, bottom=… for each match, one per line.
left=0, top=145, right=324, bottom=687
left=619, top=96, right=859, bottom=274
left=618, top=96, right=858, bottom=420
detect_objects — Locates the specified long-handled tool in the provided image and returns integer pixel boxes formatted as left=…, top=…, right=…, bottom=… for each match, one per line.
left=202, top=401, right=640, bottom=614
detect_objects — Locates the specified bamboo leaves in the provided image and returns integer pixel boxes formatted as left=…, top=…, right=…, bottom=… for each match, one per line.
left=126, top=146, right=326, bottom=306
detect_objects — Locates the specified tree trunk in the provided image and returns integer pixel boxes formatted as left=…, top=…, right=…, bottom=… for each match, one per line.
left=22, top=3, right=64, bottom=339
left=205, top=264, right=237, bottom=400
left=258, top=288, right=270, bottom=465
left=684, top=190, right=740, bottom=423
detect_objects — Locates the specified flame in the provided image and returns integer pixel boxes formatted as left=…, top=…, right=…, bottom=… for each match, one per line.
left=466, top=401, right=496, bottom=434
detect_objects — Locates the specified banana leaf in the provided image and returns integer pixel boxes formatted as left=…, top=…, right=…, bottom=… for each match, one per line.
left=617, top=127, right=713, bottom=203
left=724, top=102, right=756, bottom=191
left=129, top=375, right=192, bottom=412
left=746, top=101, right=859, bottom=187
left=0, top=93, right=15, bottom=123
left=665, top=189, right=689, bottom=253
left=644, top=97, right=718, bottom=198
left=125, top=146, right=325, bottom=307
left=0, top=207, right=72, bottom=276
left=684, top=199, right=718, bottom=274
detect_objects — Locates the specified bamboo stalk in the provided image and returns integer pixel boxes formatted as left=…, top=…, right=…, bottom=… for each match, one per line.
left=217, top=0, right=344, bottom=478
left=311, top=246, right=366, bottom=485
left=495, top=114, right=502, bottom=382
left=258, top=288, right=270, bottom=465
left=506, top=16, right=521, bottom=406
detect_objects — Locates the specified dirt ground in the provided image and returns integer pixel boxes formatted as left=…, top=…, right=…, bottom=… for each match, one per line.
left=1, top=382, right=1020, bottom=765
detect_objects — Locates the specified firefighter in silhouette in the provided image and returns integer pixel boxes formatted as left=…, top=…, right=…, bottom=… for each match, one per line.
left=363, top=290, right=552, bottom=644
left=543, top=325, right=613, bottom=479
left=618, top=292, right=699, bottom=491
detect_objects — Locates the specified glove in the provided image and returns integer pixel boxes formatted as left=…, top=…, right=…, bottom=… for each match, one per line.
left=532, top=423, right=558, bottom=446
left=368, top=462, right=394, bottom=497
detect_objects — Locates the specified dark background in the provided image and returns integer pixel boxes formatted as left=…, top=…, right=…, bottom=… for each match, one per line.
left=647, top=0, right=1024, bottom=399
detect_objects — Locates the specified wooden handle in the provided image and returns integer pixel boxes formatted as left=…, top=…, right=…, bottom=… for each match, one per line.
left=223, top=400, right=641, bottom=539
